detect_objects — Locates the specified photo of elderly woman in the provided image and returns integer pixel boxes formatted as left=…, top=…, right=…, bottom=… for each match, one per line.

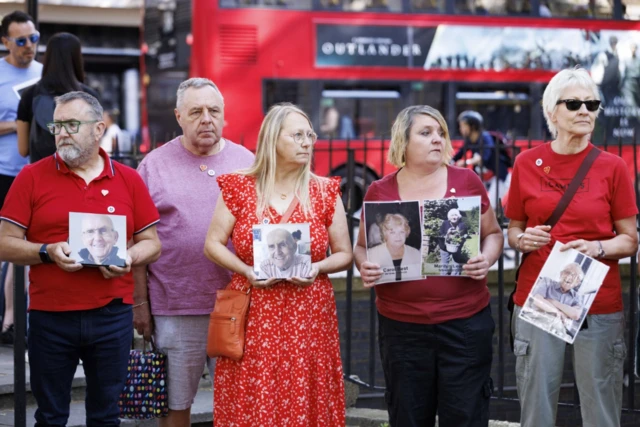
left=363, top=201, right=422, bottom=284
left=519, top=242, right=609, bottom=344
left=422, top=196, right=481, bottom=276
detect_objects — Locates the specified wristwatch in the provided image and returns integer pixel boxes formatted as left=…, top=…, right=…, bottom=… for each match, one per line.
left=515, top=233, right=525, bottom=251
left=39, top=244, right=52, bottom=264
left=595, top=241, right=605, bottom=259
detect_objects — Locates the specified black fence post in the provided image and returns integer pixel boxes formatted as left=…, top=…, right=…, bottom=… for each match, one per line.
left=344, top=150, right=356, bottom=378
left=14, top=265, right=27, bottom=427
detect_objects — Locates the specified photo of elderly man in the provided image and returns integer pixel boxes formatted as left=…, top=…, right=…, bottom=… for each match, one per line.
left=258, top=228, right=312, bottom=279
left=78, top=214, right=125, bottom=267
left=531, top=262, right=584, bottom=321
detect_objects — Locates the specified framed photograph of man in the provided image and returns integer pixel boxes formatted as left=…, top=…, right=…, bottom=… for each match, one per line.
left=363, top=201, right=423, bottom=285
left=252, top=223, right=312, bottom=279
left=68, top=212, right=127, bottom=267
left=519, top=241, right=610, bottom=344
left=421, top=196, right=481, bottom=277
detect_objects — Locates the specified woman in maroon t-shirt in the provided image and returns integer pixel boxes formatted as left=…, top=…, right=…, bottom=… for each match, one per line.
left=354, top=105, right=503, bottom=427
left=505, top=68, right=638, bottom=427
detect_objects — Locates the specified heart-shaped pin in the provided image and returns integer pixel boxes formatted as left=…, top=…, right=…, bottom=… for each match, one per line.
left=450, top=188, right=456, bottom=194
left=199, top=165, right=207, bottom=172
left=101, top=189, right=109, bottom=196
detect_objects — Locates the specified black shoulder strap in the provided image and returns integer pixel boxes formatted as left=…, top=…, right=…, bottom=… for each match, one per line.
left=545, top=146, right=601, bottom=228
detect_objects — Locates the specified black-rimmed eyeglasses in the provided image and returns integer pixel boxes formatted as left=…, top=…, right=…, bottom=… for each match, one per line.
left=5, top=32, right=40, bottom=47
left=556, top=99, right=601, bottom=112
left=47, top=120, right=99, bottom=135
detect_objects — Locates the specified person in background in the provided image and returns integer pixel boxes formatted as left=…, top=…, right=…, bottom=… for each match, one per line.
left=100, top=108, right=130, bottom=155
left=454, top=110, right=511, bottom=208
left=16, top=32, right=100, bottom=163
left=506, top=68, right=638, bottom=427
left=0, top=10, right=43, bottom=345
left=0, top=91, right=161, bottom=426
left=354, top=105, right=503, bottom=427
left=204, top=103, right=352, bottom=426
left=320, top=104, right=355, bottom=139
left=135, top=77, right=254, bottom=427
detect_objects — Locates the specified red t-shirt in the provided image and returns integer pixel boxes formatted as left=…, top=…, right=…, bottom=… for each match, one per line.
left=505, top=143, right=638, bottom=314
left=363, top=166, right=491, bottom=324
left=0, top=150, right=160, bottom=311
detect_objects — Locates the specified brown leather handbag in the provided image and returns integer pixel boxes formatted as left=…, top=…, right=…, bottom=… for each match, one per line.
left=206, top=197, right=300, bottom=361
left=206, top=284, right=251, bottom=361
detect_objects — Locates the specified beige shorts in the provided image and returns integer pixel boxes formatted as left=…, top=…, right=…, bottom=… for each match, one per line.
left=153, top=315, right=216, bottom=410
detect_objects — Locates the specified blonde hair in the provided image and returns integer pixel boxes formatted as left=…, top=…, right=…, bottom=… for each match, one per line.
left=388, top=105, right=453, bottom=168
left=380, top=213, right=411, bottom=242
left=241, top=103, right=326, bottom=220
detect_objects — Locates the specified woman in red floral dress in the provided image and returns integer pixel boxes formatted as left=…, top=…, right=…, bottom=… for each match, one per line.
left=204, top=103, right=353, bottom=427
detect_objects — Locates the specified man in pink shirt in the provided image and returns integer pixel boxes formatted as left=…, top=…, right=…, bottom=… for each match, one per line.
left=134, top=78, right=254, bottom=427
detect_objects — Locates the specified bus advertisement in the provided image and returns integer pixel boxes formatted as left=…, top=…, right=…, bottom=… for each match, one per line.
left=141, top=0, right=640, bottom=205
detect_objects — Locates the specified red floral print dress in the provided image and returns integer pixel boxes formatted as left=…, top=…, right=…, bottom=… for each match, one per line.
left=213, top=173, right=346, bottom=427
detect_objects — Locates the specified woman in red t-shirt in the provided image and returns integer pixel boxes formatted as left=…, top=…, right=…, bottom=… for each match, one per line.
left=505, top=68, right=638, bottom=427
left=354, top=105, right=503, bottom=427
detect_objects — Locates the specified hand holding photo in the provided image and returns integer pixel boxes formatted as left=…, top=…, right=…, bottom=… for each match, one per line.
left=421, top=196, right=481, bottom=276
left=69, top=212, right=127, bottom=268
left=518, top=241, right=610, bottom=344
left=253, top=224, right=312, bottom=280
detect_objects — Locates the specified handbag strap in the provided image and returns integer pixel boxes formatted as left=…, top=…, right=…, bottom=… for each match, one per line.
left=518, top=145, right=601, bottom=268
left=544, top=146, right=601, bottom=228
left=279, top=197, right=300, bottom=224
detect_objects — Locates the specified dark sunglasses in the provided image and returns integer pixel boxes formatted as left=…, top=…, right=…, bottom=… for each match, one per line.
left=5, top=32, right=40, bottom=47
left=556, top=99, right=601, bottom=112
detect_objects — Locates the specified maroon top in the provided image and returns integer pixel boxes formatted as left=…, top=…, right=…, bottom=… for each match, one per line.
left=363, top=165, right=491, bottom=324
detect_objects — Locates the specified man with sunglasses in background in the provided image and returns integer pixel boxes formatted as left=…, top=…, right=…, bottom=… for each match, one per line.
left=0, top=91, right=161, bottom=426
left=0, top=11, right=42, bottom=345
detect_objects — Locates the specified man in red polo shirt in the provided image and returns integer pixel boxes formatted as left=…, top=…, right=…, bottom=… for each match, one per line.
left=0, top=91, right=161, bottom=426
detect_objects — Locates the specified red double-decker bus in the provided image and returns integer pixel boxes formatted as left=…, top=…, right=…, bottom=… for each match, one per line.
left=141, top=0, right=640, bottom=207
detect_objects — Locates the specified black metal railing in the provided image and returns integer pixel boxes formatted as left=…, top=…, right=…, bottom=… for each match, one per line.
left=9, top=133, right=640, bottom=425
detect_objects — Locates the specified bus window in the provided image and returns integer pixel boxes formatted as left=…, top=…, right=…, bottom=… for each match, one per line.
left=263, top=80, right=314, bottom=116
left=220, top=0, right=312, bottom=8
left=409, top=82, right=445, bottom=116
left=342, top=0, right=402, bottom=12
left=546, top=0, right=613, bottom=18
left=411, top=0, right=443, bottom=13
left=623, top=1, right=640, bottom=20
left=320, top=87, right=402, bottom=139
left=454, top=0, right=518, bottom=15
left=455, top=86, right=531, bottom=139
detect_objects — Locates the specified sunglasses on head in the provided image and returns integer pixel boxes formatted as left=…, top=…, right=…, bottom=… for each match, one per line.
left=556, top=99, right=601, bottom=112
left=5, top=32, right=40, bottom=47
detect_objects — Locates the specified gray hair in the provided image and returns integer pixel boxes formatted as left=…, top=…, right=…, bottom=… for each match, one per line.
left=560, top=262, right=585, bottom=286
left=542, top=68, right=600, bottom=138
left=54, top=91, right=103, bottom=121
left=447, top=208, right=461, bottom=220
left=176, top=78, right=224, bottom=109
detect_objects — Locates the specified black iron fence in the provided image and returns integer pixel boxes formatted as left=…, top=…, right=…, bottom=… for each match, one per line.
left=8, top=135, right=640, bottom=425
